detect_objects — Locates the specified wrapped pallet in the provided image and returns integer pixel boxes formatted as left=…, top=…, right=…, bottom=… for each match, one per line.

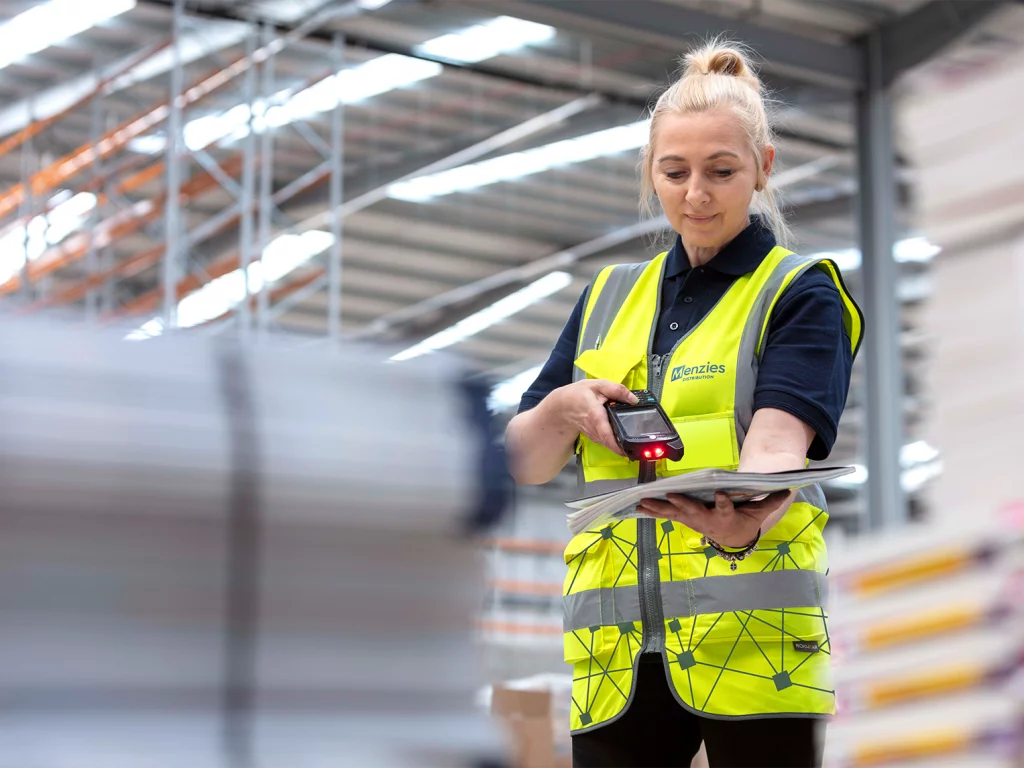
left=826, top=521, right=1023, bottom=767
left=0, top=321, right=510, bottom=768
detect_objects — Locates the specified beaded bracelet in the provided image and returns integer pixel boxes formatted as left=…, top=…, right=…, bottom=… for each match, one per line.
left=701, top=529, right=761, bottom=571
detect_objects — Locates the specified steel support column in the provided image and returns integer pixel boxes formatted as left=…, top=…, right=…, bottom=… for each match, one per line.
left=857, top=29, right=905, bottom=530
left=327, top=33, right=345, bottom=340
left=163, top=0, right=186, bottom=329
left=238, top=22, right=259, bottom=338
left=17, top=107, right=35, bottom=303
left=257, top=21, right=276, bottom=337
left=86, top=74, right=104, bottom=322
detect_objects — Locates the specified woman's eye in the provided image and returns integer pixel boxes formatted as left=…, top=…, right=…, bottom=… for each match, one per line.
left=666, top=171, right=687, bottom=180
left=713, top=169, right=734, bottom=178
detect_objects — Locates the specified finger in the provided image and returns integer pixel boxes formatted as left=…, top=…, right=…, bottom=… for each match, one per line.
left=592, top=379, right=638, bottom=405
left=714, top=492, right=736, bottom=514
left=591, top=414, right=625, bottom=456
left=581, top=423, right=624, bottom=456
left=637, top=498, right=681, bottom=518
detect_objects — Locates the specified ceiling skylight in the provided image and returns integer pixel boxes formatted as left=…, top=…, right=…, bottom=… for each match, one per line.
left=390, top=271, right=573, bottom=362
left=131, top=54, right=443, bottom=154
left=388, top=120, right=651, bottom=202
left=416, top=16, right=554, bottom=64
left=0, top=0, right=136, bottom=72
left=129, top=15, right=552, bottom=156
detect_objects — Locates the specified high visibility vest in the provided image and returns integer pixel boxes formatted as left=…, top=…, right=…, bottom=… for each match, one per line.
left=562, top=246, right=863, bottom=732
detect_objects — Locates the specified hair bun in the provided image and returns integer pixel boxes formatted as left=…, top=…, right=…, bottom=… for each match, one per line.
left=683, top=42, right=761, bottom=93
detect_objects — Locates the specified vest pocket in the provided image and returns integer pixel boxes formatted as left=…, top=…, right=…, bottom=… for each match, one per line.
left=579, top=436, right=633, bottom=469
left=663, top=412, right=740, bottom=472
left=573, top=346, right=643, bottom=386
left=562, top=524, right=642, bottom=664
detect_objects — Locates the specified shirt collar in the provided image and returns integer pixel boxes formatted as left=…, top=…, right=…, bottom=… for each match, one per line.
left=664, top=216, right=778, bottom=278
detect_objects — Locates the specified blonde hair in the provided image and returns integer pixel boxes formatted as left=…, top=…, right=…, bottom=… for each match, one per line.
left=639, top=40, right=792, bottom=248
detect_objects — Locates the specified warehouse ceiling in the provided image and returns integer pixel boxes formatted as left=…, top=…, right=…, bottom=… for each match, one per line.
left=0, top=0, right=1020, bottom=521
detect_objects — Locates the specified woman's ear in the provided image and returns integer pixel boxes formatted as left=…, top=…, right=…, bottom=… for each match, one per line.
left=758, top=144, right=776, bottom=190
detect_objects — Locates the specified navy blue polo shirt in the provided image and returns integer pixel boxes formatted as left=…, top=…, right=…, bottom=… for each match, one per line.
left=517, top=219, right=853, bottom=461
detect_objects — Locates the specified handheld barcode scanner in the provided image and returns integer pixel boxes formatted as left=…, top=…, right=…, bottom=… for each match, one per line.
left=605, top=390, right=684, bottom=484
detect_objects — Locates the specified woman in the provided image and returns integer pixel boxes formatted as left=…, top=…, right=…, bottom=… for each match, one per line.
left=505, top=41, right=863, bottom=768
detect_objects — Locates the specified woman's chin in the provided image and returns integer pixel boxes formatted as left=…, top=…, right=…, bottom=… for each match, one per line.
left=679, top=229, right=722, bottom=249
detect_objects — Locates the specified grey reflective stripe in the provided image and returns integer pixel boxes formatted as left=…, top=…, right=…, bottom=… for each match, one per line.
left=573, top=261, right=651, bottom=383
left=796, top=483, right=827, bottom=511
left=564, top=569, right=829, bottom=632
left=574, top=260, right=655, bottom=492
left=563, top=585, right=643, bottom=633
left=733, top=253, right=818, bottom=448
left=661, top=569, right=829, bottom=619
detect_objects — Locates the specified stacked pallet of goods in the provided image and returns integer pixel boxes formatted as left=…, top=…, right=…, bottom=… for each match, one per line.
left=826, top=517, right=1023, bottom=767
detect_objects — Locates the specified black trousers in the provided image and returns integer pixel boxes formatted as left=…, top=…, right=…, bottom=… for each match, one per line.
left=572, top=659, right=824, bottom=768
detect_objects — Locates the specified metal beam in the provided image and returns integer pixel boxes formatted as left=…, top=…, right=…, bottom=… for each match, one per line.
left=300, top=94, right=603, bottom=231
left=161, top=97, right=601, bottom=297
left=257, top=21, right=276, bottom=338
left=164, top=96, right=602, bottom=328
left=857, top=29, right=906, bottom=530
left=238, top=23, right=259, bottom=337
left=507, top=0, right=864, bottom=90
left=327, top=33, right=345, bottom=340
left=0, top=23, right=246, bottom=143
left=0, top=0, right=375, bottom=224
left=164, top=0, right=185, bottom=329
left=355, top=217, right=668, bottom=343
left=878, top=0, right=1008, bottom=87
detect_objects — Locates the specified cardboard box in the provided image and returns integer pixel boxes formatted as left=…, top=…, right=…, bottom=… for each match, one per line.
left=491, top=686, right=555, bottom=768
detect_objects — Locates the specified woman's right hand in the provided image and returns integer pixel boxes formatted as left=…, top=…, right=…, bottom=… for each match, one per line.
left=551, top=379, right=638, bottom=456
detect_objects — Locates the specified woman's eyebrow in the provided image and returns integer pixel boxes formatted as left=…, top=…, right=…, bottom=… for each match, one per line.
left=658, top=151, right=741, bottom=163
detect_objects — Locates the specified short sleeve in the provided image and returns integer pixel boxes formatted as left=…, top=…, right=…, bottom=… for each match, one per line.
left=516, top=288, right=587, bottom=414
left=753, top=267, right=854, bottom=461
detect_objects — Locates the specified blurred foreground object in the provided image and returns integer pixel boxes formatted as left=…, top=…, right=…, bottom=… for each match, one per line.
left=827, top=521, right=1024, bottom=767
left=0, top=321, right=508, bottom=768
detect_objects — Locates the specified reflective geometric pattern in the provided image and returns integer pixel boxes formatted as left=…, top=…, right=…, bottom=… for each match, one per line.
left=661, top=513, right=834, bottom=717
left=564, top=505, right=835, bottom=732
left=564, top=520, right=642, bottom=730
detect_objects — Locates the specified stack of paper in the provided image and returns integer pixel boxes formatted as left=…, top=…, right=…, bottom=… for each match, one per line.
left=565, top=467, right=855, bottom=535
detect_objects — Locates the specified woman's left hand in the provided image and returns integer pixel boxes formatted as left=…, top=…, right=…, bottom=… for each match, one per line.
left=636, top=490, right=792, bottom=548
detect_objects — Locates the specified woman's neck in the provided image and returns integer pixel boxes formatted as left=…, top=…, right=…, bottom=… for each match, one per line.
left=681, top=215, right=751, bottom=268
left=686, top=244, right=723, bottom=267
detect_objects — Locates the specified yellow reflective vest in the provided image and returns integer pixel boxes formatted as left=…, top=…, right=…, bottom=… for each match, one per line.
left=563, top=246, right=863, bottom=732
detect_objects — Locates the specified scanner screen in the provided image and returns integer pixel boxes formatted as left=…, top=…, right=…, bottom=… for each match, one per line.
left=617, top=407, right=673, bottom=436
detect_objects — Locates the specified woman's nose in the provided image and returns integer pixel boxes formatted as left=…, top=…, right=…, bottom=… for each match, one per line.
left=685, top=177, right=710, bottom=207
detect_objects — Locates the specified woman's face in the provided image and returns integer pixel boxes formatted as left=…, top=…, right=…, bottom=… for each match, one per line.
left=650, top=109, right=773, bottom=251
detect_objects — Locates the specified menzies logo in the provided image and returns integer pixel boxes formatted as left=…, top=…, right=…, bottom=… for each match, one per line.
left=671, top=361, right=727, bottom=383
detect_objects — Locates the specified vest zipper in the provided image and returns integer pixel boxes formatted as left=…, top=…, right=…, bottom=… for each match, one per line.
left=637, top=353, right=668, bottom=655
left=651, top=354, right=665, bottom=386
left=640, top=283, right=744, bottom=656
